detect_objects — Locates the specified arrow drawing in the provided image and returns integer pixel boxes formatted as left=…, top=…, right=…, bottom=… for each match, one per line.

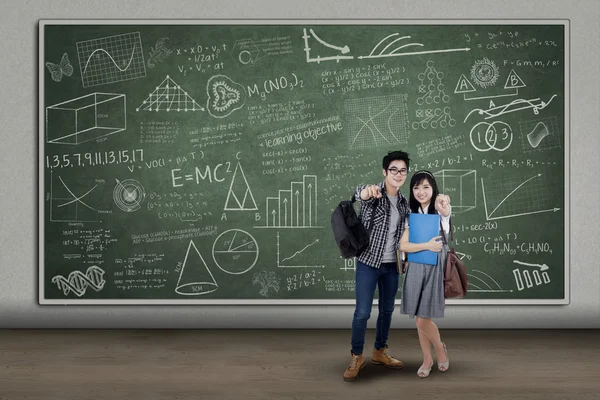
left=513, top=260, right=550, bottom=271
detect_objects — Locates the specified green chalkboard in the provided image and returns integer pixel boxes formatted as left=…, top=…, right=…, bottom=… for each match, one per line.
left=38, top=20, right=568, bottom=305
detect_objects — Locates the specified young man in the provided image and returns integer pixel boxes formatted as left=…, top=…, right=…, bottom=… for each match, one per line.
left=343, top=150, right=450, bottom=381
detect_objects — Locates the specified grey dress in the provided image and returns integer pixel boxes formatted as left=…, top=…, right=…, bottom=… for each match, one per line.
left=400, top=228, right=449, bottom=319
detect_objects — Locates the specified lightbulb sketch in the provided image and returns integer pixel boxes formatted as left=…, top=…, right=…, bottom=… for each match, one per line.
left=76, top=32, right=146, bottom=88
left=52, top=265, right=106, bottom=297
left=136, top=75, right=204, bottom=112
left=212, top=229, right=259, bottom=275
left=50, top=170, right=100, bottom=223
left=175, top=240, right=218, bottom=296
left=113, top=178, right=145, bottom=212
left=481, top=173, right=561, bottom=221
left=345, top=94, right=410, bottom=149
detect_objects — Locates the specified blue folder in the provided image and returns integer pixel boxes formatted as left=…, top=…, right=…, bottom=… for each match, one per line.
left=407, top=213, right=441, bottom=266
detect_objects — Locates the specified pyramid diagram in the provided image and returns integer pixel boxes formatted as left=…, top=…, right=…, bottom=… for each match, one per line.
left=224, top=162, right=258, bottom=211
left=136, top=75, right=205, bottom=112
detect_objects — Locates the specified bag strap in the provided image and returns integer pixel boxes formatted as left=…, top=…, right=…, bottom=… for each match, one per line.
left=439, top=216, right=454, bottom=245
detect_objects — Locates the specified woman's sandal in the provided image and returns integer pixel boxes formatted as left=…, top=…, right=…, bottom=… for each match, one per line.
left=417, top=363, right=433, bottom=379
left=437, top=343, right=449, bottom=372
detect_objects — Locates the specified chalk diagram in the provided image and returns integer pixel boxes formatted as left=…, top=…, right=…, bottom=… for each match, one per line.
left=147, top=37, right=173, bottom=68
left=470, top=57, right=500, bottom=88
left=345, top=94, right=410, bottom=149
left=212, top=229, right=259, bottom=275
left=303, top=29, right=470, bottom=64
left=466, top=269, right=511, bottom=293
left=206, top=74, right=247, bottom=118
left=254, top=175, right=319, bottom=229
left=512, top=260, right=551, bottom=292
left=414, top=60, right=455, bottom=130
left=463, top=94, right=557, bottom=123
left=276, top=232, right=325, bottom=268
left=481, top=173, right=561, bottom=221
left=231, top=39, right=270, bottom=67
left=469, top=120, right=513, bottom=152
left=50, top=170, right=101, bottom=223
left=252, top=270, right=281, bottom=297
left=175, top=240, right=218, bottom=295
left=113, top=178, right=145, bottom=212
left=433, top=170, right=476, bottom=213
left=519, top=116, right=561, bottom=153
left=224, top=161, right=258, bottom=211
left=455, top=69, right=526, bottom=101
left=136, top=75, right=204, bottom=112
left=76, top=32, right=146, bottom=88
left=46, top=93, right=126, bottom=145
left=52, top=265, right=106, bottom=297
left=302, top=28, right=354, bottom=63
left=46, top=52, right=74, bottom=83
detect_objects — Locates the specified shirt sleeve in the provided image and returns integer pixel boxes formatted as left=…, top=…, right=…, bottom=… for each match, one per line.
left=440, top=204, right=451, bottom=234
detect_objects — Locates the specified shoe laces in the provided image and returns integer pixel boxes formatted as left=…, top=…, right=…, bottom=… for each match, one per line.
left=379, top=347, right=393, bottom=360
left=348, top=355, right=359, bottom=369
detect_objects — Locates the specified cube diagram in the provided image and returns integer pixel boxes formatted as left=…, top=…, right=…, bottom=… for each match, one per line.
left=46, top=93, right=126, bottom=144
left=433, top=169, right=476, bottom=213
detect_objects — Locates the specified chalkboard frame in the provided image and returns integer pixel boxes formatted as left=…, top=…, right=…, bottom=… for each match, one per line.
left=38, top=18, right=570, bottom=305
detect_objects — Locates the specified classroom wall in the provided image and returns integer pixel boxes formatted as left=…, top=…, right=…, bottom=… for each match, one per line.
left=0, top=0, right=598, bottom=329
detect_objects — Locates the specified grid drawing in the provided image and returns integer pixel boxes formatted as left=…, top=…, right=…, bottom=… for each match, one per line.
left=136, top=76, right=204, bottom=112
left=519, top=116, right=562, bottom=153
left=76, top=32, right=146, bottom=88
left=344, top=94, right=410, bottom=149
left=480, top=172, right=553, bottom=220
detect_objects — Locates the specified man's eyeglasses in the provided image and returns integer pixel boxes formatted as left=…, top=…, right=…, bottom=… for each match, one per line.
left=387, top=168, right=408, bottom=176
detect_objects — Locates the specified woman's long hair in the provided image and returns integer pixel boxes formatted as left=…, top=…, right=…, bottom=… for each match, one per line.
left=408, top=170, right=439, bottom=214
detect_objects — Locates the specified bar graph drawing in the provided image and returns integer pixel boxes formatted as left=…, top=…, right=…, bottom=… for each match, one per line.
left=254, top=175, right=320, bottom=228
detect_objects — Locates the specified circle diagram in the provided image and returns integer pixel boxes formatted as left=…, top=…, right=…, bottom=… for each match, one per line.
left=113, top=178, right=145, bottom=212
left=212, top=229, right=259, bottom=275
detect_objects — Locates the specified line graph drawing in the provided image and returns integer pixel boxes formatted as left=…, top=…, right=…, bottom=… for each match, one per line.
left=357, top=33, right=470, bottom=60
left=481, top=173, right=561, bottom=221
left=50, top=170, right=100, bottom=222
left=519, top=116, right=561, bottom=153
left=466, top=269, right=511, bottom=293
left=175, top=240, right=218, bottom=295
left=136, top=75, right=204, bottom=112
left=212, top=229, right=259, bottom=275
left=254, top=175, right=320, bottom=228
left=303, top=28, right=354, bottom=63
left=463, top=94, right=557, bottom=123
left=345, top=94, right=410, bottom=149
left=276, top=232, right=325, bottom=268
left=455, top=69, right=526, bottom=101
left=512, top=260, right=551, bottom=291
left=224, top=162, right=258, bottom=211
left=76, top=32, right=146, bottom=88
left=52, top=265, right=106, bottom=297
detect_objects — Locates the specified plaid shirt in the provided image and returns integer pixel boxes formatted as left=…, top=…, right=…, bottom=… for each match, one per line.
left=354, top=181, right=410, bottom=268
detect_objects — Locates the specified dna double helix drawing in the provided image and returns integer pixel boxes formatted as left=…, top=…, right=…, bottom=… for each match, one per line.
left=52, top=265, right=106, bottom=297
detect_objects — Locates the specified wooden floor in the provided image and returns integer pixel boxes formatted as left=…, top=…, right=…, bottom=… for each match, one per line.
left=1, top=329, right=598, bottom=400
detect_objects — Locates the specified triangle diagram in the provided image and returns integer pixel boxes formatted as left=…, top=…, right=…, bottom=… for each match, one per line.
left=224, top=162, right=258, bottom=211
left=175, top=240, right=218, bottom=296
left=136, top=75, right=205, bottom=112
left=504, top=69, right=526, bottom=89
left=454, top=74, right=476, bottom=93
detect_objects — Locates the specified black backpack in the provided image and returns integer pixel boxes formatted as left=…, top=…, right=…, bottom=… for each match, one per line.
left=330, top=195, right=379, bottom=259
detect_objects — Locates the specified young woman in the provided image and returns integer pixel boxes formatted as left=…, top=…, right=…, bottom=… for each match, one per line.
left=399, top=170, right=451, bottom=379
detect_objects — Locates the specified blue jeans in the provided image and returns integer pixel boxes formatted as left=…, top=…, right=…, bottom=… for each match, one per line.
left=350, top=260, right=399, bottom=355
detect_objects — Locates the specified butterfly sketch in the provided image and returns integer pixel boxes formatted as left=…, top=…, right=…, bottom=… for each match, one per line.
left=147, top=37, right=173, bottom=68
left=46, top=53, right=73, bottom=82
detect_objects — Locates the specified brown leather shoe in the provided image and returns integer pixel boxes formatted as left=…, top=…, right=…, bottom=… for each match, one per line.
left=371, top=346, right=404, bottom=369
left=343, top=352, right=366, bottom=381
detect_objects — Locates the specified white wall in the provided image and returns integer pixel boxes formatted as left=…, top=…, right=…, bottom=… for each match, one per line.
left=1, top=0, right=598, bottom=328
